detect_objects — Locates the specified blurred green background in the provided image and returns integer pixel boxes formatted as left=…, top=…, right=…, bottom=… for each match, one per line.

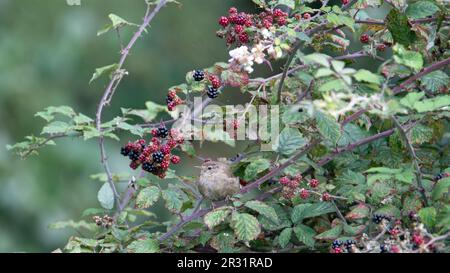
left=0, top=0, right=388, bottom=252
left=0, top=0, right=259, bottom=252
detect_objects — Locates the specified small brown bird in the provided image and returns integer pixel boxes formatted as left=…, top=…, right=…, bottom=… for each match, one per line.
left=197, top=158, right=241, bottom=201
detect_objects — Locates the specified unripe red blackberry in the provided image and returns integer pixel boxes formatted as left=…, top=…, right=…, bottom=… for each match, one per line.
left=160, top=144, right=171, bottom=155
left=342, top=0, right=349, bottom=5
left=228, top=7, right=238, bottom=15
left=167, top=139, right=177, bottom=148
left=322, top=192, right=332, bottom=201
left=277, top=17, right=287, bottom=26
left=209, top=75, right=221, bottom=89
left=151, top=128, right=158, bottom=137
left=244, top=19, right=253, bottom=27
left=161, top=160, right=170, bottom=170
left=360, top=33, right=370, bottom=43
left=288, top=179, right=299, bottom=189
left=167, top=101, right=176, bottom=111
left=376, top=44, right=386, bottom=51
left=226, top=34, right=236, bottom=45
left=171, top=155, right=181, bottom=164
left=273, top=9, right=284, bottom=18
left=234, top=25, right=244, bottom=34
left=309, top=178, right=319, bottom=188
left=263, top=19, right=272, bottom=29
left=218, top=16, right=229, bottom=27
left=238, top=32, right=249, bottom=43
left=235, top=12, right=247, bottom=25
left=279, top=176, right=290, bottom=186
left=299, top=188, right=310, bottom=199
left=130, top=161, right=139, bottom=170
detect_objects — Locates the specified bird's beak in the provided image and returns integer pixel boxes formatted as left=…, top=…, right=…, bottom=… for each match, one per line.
left=194, top=166, right=202, bottom=169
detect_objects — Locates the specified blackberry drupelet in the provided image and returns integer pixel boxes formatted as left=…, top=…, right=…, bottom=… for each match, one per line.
left=372, top=214, right=384, bottom=224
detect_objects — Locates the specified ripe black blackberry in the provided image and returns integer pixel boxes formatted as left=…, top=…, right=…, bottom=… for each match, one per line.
left=380, top=244, right=389, bottom=253
left=331, top=239, right=343, bottom=249
left=193, top=70, right=205, bottom=81
left=142, top=162, right=156, bottom=173
left=128, top=151, right=140, bottom=161
left=152, top=151, right=164, bottom=163
left=372, top=214, right=384, bottom=224
left=207, top=86, right=219, bottom=99
left=158, top=126, right=169, bottom=138
left=344, top=239, right=356, bottom=252
left=166, top=95, right=173, bottom=104
left=120, top=147, right=130, bottom=156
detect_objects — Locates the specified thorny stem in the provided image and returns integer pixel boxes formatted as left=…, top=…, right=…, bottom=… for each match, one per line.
left=392, top=58, right=450, bottom=95
left=95, top=1, right=168, bottom=207
left=391, top=116, right=429, bottom=207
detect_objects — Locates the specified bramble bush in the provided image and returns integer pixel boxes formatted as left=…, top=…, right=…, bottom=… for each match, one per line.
left=8, top=0, right=450, bottom=253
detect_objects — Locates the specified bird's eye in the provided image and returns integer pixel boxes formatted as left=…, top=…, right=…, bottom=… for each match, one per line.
left=207, top=166, right=212, bottom=170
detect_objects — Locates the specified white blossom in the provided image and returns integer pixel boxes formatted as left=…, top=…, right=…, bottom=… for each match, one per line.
left=229, top=46, right=254, bottom=73
left=251, top=43, right=266, bottom=64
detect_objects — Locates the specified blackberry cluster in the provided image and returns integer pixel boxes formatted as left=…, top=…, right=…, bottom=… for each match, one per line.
left=216, top=7, right=289, bottom=46
left=165, top=90, right=183, bottom=111
left=207, top=86, right=219, bottom=99
left=372, top=214, right=390, bottom=224
left=193, top=70, right=205, bottom=81
left=120, top=126, right=184, bottom=178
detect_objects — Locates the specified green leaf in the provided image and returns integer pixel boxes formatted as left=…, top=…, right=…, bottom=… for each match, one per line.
left=117, top=122, right=145, bottom=137
left=273, top=127, right=306, bottom=155
left=97, top=183, right=115, bottom=210
left=42, top=121, right=70, bottom=135
left=35, top=106, right=76, bottom=122
left=418, top=207, right=437, bottom=228
left=400, top=92, right=425, bottom=109
left=291, top=202, right=336, bottom=223
left=432, top=177, right=450, bottom=201
left=410, top=124, right=433, bottom=145
left=204, top=207, right=232, bottom=229
left=126, top=237, right=159, bottom=253
left=161, top=188, right=183, bottom=212
left=135, top=186, right=160, bottom=209
left=293, top=224, right=316, bottom=248
left=315, top=111, right=341, bottom=145
left=421, top=71, right=449, bottom=93
left=278, top=0, right=295, bottom=9
left=386, top=9, right=416, bottom=47
left=303, top=53, right=330, bottom=68
left=393, top=44, right=423, bottom=71
left=245, top=200, right=279, bottom=224
left=144, top=101, right=169, bottom=121
left=89, top=64, right=118, bottom=84
left=81, top=208, right=105, bottom=217
left=230, top=212, right=261, bottom=242
left=413, top=95, right=450, bottom=113
left=97, top=14, right=139, bottom=36
left=354, top=69, right=381, bottom=85
left=244, top=158, right=271, bottom=180
left=406, top=1, right=440, bottom=19
left=315, top=225, right=343, bottom=240
left=278, top=228, right=292, bottom=248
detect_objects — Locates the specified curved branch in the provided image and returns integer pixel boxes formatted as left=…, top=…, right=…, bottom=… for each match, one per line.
left=95, top=1, right=168, bottom=206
